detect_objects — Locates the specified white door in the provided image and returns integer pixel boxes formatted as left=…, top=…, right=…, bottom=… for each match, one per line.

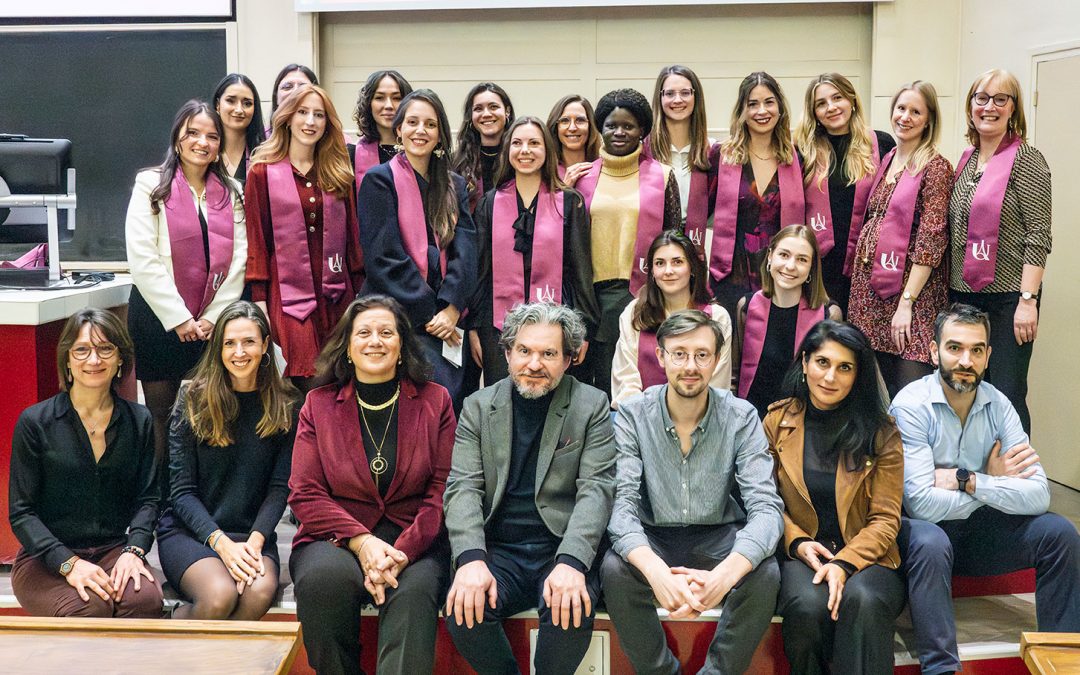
left=1029, top=52, right=1080, bottom=489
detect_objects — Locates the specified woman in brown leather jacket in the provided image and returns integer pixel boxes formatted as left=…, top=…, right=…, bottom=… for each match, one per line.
left=763, top=320, right=905, bottom=674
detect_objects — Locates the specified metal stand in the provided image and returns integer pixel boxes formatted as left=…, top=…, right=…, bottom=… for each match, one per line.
left=0, top=167, right=76, bottom=283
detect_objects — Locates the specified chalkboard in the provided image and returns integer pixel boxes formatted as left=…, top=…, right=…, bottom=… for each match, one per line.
left=0, top=29, right=227, bottom=262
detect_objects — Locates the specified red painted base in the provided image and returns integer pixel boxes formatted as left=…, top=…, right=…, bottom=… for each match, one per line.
left=953, top=569, right=1035, bottom=597
left=0, top=306, right=136, bottom=563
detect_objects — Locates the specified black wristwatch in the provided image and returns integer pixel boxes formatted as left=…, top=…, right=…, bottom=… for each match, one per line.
left=956, top=468, right=971, bottom=492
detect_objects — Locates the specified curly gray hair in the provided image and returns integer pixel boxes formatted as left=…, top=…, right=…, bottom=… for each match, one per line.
left=498, top=302, right=586, bottom=359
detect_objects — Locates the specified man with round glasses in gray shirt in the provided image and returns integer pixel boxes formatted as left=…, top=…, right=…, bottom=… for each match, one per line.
left=601, top=309, right=784, bottom=674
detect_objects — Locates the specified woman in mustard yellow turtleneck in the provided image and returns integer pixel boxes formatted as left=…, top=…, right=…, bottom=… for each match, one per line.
left=575, top=88, right=682, bottom=399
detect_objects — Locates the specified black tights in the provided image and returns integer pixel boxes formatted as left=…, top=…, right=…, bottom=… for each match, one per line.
left=173, top=556, right=279, bottom=621
left=141, top=378, right=182, bottom=471
left=874, top=351, right=933, bottom=400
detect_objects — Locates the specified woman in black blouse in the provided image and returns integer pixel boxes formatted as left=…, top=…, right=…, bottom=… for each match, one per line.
left=453, top=82, right=515, bottom=211
left=468, top=116, right=599, bottom=383
left=9, top=309, right=162, bottom=618
left=157, top=300, right=298, bottom=620
left=212, top=73, right=266, bottom=185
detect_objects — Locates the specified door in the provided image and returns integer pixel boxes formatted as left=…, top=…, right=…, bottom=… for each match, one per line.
left=1030, top=52, right=1080, bottom=489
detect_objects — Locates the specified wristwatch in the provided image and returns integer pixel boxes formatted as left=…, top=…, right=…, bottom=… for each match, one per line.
left=59, top=555, right=79, bottom=577
left=956, top=468, right=971, bottom=492
left=1020, top=290, right=1036, bottom=301
left=902, top=290, right=917, bottom=303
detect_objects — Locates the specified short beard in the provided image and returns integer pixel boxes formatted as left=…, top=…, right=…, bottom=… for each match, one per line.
left=512, top=372, right=561, bottom=399
left=941, top=366, right=983, bottom=394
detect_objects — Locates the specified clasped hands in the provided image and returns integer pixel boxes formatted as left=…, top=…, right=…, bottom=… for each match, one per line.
left=349, top=534, right=408, bottom=605
left=645, top=562, right=736, bottom=620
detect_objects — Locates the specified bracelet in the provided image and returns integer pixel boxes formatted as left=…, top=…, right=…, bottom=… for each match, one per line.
left=121, top=545, right=148, bottom=564
left=208, top=531, right=224, bottom=552
left=358, top=536, right=376, bottom=558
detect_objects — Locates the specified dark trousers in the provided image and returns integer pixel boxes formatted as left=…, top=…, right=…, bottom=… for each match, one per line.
left=899, top=509, right=1080, bottom=674
left=477, top=324, right=509, bottom=386
left=777, top=559, right=905, bottom=674
left=445, top=540, right=602, bottom=675
left=951, top=290, right=1037, bottom=434
left=600, top=523, right=780, bottom=675
left=290, top=539, right=449, bottom=675
left=11, top=542, right=164, bottom=618
left=418, top=331, right=467, bottom=413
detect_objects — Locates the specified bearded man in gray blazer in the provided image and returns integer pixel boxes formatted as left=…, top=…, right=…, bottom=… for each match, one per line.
left=444, top=302, right=616, bottom=675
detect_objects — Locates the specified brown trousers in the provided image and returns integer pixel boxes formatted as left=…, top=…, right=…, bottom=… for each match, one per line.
left=12, top=542, right=164, bottom=618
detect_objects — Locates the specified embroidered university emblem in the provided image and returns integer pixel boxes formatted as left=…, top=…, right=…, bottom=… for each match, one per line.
left=639, top=257, right=648, bottom=273
left=972, top=240, right=991, bottom=261
left=687, top=229, right=703, bottom=246
left=809, top=213, right=826, bottom=231
left=327, top=253, right=343, bottom=274
left=535, top=285, right=556, bottom=303
left=880, top=251, right=900, bottom=271
left=211, top=272, right=225, bottom=291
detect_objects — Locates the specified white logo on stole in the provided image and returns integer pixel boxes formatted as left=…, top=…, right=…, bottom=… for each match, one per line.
left=535, top=285, right=557, bottom=303
left=327, top=253, right=343, bottom=274
left=809, top=213, right=826, bottom=232
left=972, top=240, right=991, bottom=261
left=687, top=230, right=703, bottom=246
left=211, top=272, right=225, bottom=291
left=880, top=251, right=900, bottom=271
left=638, top=257, right=648, bottom=273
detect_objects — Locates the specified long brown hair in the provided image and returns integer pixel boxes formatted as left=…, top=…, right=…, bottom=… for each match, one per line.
left=393, top=89, right=459, bottom=247
left=453, top=82, right=514, bottom=195
left=493, top=116, right=567, bottom=194
left=183, top=301, right=297, bottom=447
left=148, top=100, right=237, bottom=215
left=649, top=65, right=710, bottom=171
left=632, top=231, right=712, bottom=332
left=251, top=84, right=354, bottom=198
left=760, top=225, right=829, bottom=309
left=545, top=94, right=601, bottom=164
left=795, top=73, right=876, bottom=188
left=719, top=71, right=794, bottom=166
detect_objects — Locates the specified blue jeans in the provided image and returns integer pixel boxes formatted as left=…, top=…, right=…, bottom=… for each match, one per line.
left=899, top=508, right=1080, bottom=674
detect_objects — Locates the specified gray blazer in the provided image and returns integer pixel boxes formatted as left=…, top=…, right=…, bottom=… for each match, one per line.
left=443, top=375, right=616, bottom=568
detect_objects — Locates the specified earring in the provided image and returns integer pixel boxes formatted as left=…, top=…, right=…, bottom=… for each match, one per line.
left=116, top=363, right=123, bottom=380
left=346, top=354, right=353, bottom=365
left=433, top=145, right=445, bottom=158
left=66, top=367, right=73, bottom=383
left=766, top=261, right=772, bottom=273
left=805, top=272, right=812, bottom=285
left=394, top=137, right=404, bottom=153
left=260, top=353, right=270, bottom=368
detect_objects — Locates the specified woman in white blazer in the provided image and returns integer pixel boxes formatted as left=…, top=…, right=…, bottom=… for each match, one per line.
left=125, top=99, right=247, bottom=465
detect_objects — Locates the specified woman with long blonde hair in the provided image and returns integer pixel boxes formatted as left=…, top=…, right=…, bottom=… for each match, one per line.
left=848, top=81, right=952, bottom=396
left=795, top=73, right=895, bottom=315
left=245, top=83, right=364, bottom=391
left=708, top=72, right=805, bottom=322
left=157, top=301, right=298, bottom=621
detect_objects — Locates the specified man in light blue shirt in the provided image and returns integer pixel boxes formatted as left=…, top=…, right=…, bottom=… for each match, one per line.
left=890, top=304, right=1080, bottom=675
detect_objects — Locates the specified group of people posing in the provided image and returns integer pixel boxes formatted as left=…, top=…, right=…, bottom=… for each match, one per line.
left=6, top=60, right=1077, bottom=675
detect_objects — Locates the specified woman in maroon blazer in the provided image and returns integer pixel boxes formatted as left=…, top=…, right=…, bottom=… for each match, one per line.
left=288, top=294, right=456, bottom=675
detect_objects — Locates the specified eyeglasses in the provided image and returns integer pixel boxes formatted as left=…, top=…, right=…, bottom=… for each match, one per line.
left=557, top=115, right=589, bottom=128
left=662, top=348, right=714, bottom=367
left=71, top=344, right=118, bottom=360
left=661, top=88, right=695, bottom=101
left=972, top=92, right=1013, bottom=107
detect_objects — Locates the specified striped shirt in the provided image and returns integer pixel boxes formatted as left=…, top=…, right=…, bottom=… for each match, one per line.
left=609, top=385, right=783, bottom=568
left=949, top=142, right=1052, bottom=293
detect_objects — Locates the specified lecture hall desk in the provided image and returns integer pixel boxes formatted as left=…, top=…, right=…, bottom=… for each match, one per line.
left=0, top=275, right=134, bottom=563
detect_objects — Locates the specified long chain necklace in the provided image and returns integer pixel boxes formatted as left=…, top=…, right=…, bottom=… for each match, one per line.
left=356, top=386, right=399, bottom=484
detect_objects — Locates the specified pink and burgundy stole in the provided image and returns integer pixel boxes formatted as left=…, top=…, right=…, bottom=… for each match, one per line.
left=491, top=180, right=565, bottom=329
left=738, top=291, right=825, bottom=399
left=637, top=304, right=714, bottom=390
left=353, top=138, right=381, bottom=188
left=266, top=160, right=348, bottom=321
left=864, top=149, right=929, bottom=299
left=389, top=153, right=447, bottom=282
left=954, top=134, right=1023, bottom=291
left=575, top=154, right=667, bottom=294
left=683, top=145, right=717, bottom=256
left=163, top=170, right=235, bottom=319
left=803, top=133, right=881, bottom=265
left=710, top=155, right=805, bottom=282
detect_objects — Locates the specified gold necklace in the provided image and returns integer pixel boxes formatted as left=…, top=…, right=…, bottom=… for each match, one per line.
left=356, top=389, right=398, bottom=481
left=77, top=403, right=113, bottom=437
left=356, top=385, right=400, bottom=411
left=750, top=149, right=776, bottom=161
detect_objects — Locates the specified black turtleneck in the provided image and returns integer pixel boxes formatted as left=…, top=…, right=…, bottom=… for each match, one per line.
left=802, top=400, right=849, bottom=555
left=479, top=146, right=500, bottom=190
left=355, top=378, right=400, bottom=499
